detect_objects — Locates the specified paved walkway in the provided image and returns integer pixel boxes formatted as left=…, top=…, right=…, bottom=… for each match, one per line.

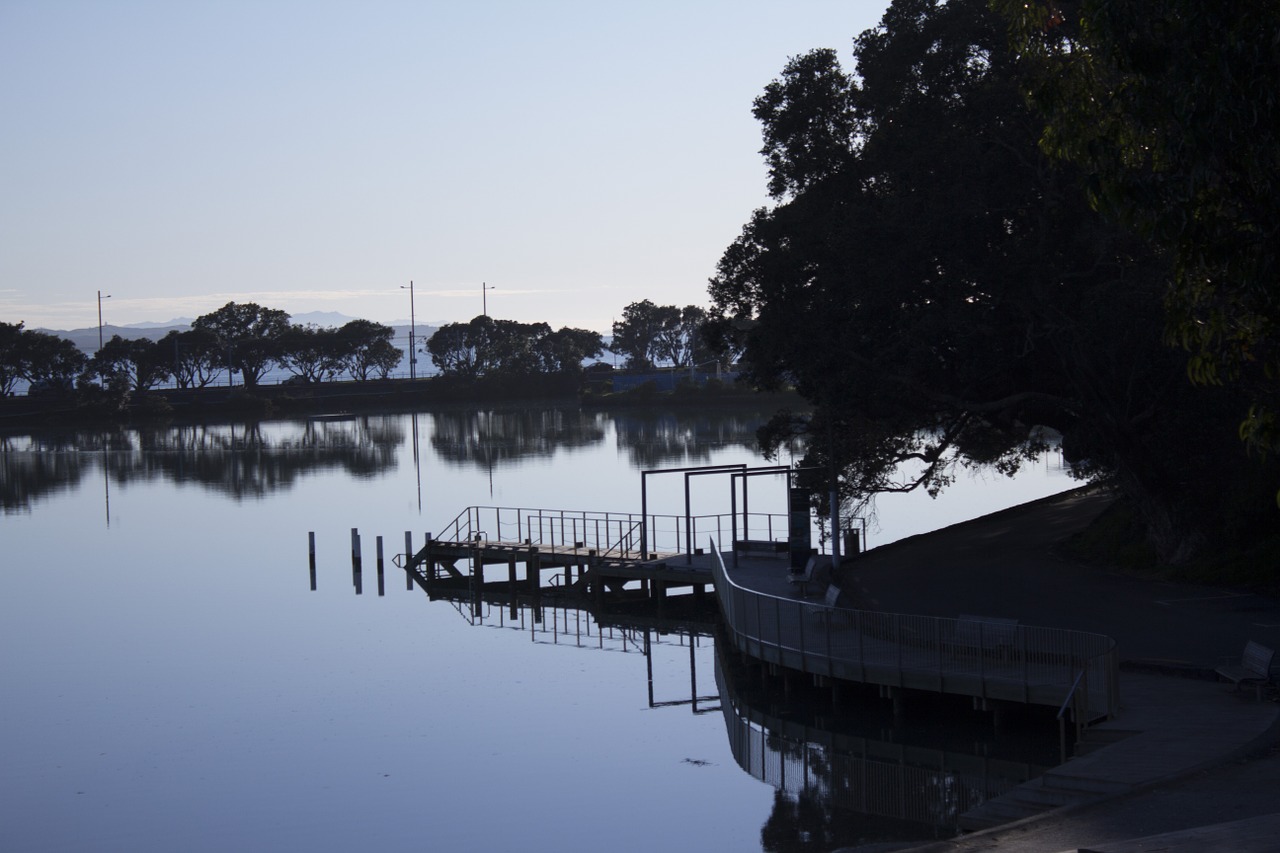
left=821, top=487, right=1280, bottom=852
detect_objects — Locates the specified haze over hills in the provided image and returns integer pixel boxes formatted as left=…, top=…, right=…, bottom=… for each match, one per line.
left=31, top=311, right=442, bottom=359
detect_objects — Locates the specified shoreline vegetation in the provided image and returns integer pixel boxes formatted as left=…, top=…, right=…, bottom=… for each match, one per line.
left=0, top=372, right=805, bottom=430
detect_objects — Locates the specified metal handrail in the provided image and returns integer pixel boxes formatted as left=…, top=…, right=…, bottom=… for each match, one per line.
left=1057, top=666, right=1090, bottom=762
left=709, top=537, right=1119, bottom=721
left=434, top=505, right=788, bottom=562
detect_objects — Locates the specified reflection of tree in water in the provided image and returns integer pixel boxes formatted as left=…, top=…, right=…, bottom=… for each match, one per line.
left=611, top=410, right=787, bottom=468
left=428, top=408, right=607, bottom=468
left=0, top=433, right=93, bottom=513
left=0, top=417, right=403, bottom=508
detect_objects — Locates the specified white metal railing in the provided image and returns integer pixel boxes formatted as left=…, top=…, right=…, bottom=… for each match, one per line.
left=709, top=542, right=1118, bottom=721
left=436, top=505, right=788, bottom=562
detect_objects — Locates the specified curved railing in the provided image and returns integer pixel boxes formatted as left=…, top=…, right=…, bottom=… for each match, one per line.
left=715, top=653, right=1049, bottom=832
left=710, top=544, right=1118, bottom=721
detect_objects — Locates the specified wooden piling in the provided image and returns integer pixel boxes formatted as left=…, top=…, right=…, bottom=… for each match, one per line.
left=376, top=535, right=385, bottom=597
left=351, top=528, right=362, bottom=595
left=423, top=533, right=433, bottom=592
left=404, top=531, right=414, bottom=590
left=308, top=532, right=316, bottom=591
left=508, top=555, right=518, bottom=619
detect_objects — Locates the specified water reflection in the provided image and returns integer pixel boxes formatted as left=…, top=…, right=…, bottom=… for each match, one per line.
left=611, top=410, right=780, bottom=468
left=428, top=408, right=608, bottom=466
left=0, top=416, right=404, bottom=510
left=1, top=407, right=786, bottom=513
left=716, top=638, right=1057, bottom=848
left=326, top=553, right=1058, bottom=849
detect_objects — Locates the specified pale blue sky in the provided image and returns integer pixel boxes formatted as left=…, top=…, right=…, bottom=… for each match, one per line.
left=2, top=0, right=887, bottom=332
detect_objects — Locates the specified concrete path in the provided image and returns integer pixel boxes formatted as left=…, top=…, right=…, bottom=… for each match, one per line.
left=831, top=487, right=1280, bottom=852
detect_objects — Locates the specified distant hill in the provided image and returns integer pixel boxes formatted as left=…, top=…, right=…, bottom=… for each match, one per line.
left=124, top=318, right=195, bottom=329
left=32, top=318, right=440, bottom=383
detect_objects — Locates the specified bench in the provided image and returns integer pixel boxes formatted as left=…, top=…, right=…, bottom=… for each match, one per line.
left=953, top=614, right=1020, bottom=659
left=811, top=583, right=853, bottom=628
left=788, top=554, right=821, bottom=596
left=1216, top=641, right=1275, bottom=700
left=734, top=539, right=788, bottom=558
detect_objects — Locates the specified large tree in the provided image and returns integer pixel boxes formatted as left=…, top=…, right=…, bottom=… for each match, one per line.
left=538, top=327, right=604, bottom=374
left=996, top=0, right=1280, bottom=469
left=710, top=0, right=1277, bottom=563
left=191, top=302, right=290, bottom=387
left=336, top=319, right=401, bottom=381
left=611, top=300, right=710, bottom=369
left=90, top=334, right=172, bottom=393
left=0, top=321, right=25, bottom=395
left=158, top=328, right=223, bottom=389
left=427, top=316, right=601, bottom=378
left=276, top=324, right=348, bottom=383
left=14, top=327, right=87, bottom=389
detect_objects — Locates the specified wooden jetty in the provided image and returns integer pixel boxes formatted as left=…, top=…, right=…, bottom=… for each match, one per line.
left=398, top=504, right=745, bottom=614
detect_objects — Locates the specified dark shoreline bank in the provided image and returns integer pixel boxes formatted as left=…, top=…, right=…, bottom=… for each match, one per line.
left=0, top=375, right=806, bottom=432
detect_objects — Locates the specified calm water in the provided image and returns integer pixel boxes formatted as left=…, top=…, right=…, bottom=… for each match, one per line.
left=1, top=406, right=1074, bottom=852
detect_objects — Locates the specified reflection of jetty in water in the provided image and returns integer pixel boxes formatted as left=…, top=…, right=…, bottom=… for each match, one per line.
left=319, top=537, right=722, bottom=713
left=316, top=521, right=1064, bottom=847
left=715, top=638, right=1057, bottom=846
left=0, top=417, right=403, bottom=511
left=322, top=538, right=1056, bottom=846
left=426, top=590, right=722, bottom=714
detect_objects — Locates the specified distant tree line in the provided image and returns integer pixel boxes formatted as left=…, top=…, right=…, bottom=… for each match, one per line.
left=2, top=298, right=727, bottom=395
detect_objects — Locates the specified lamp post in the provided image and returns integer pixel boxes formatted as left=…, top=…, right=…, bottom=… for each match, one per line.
left=401, top=280, right=417, bottom=380
left=97, top=290, right=111, bottom=351
left=482, top=281, right=494, bottom=317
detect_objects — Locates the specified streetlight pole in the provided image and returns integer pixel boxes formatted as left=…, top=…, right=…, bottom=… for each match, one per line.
left=97, top=290, right=111, bottom=351
left=482, top=281, right=494, bottom=317
left=401, top=280, right=417, bottom=380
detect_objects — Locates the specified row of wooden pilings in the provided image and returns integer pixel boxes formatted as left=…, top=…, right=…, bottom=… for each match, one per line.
left=308, top=528, right=702, bottom=620
left=308, top=528, right=410, bottom=597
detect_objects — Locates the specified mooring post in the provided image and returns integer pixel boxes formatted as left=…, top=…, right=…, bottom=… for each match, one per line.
left=528, top=547, right=541, bottom=623
left=308, top=531, right=317, bottom=591
left=508, top=555, right=518, bottom=620
left=688, top=632, right=697, bottom=707
left=351, top=528, right=362, bottom=595
left=376, top=535, right=385, bottom=597
left=423, top=533, right=433, bottom=592
left=472, top=546, right=484, bottom=617
left=527, top=546, right=540, bottom=593
left=404, top=531, right=414, bottom=590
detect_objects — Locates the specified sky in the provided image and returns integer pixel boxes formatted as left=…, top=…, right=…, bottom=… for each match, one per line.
left=1, top=0, right=889, bottom=334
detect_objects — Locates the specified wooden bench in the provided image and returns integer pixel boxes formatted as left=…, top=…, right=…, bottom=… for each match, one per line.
left=1216, top=641, right=1275, bottom=700
left=953, top=614, right=1020, bottom=659
left=811, top=583, right=853, bottom=628
left=788, top=555, right=819, bottom=596
left=734, top=539, right=788, bottom=559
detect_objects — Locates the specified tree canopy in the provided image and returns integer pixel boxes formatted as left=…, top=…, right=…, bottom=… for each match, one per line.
left=611, top=300, right=714, bottom=370
left=426, top=316, right=603, bottom=379
left=191, top=302, right=291, bottom=387
left=0, top=322, right=87, bottom=393
left=996, top=0, right=1280, bottom=463
left=708, top=0, right=1279, bottom=563
left=90, top=335, right=172, bottom=393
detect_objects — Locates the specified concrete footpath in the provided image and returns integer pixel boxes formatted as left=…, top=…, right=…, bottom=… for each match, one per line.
left=837, top=488, right=1280, bottom=853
